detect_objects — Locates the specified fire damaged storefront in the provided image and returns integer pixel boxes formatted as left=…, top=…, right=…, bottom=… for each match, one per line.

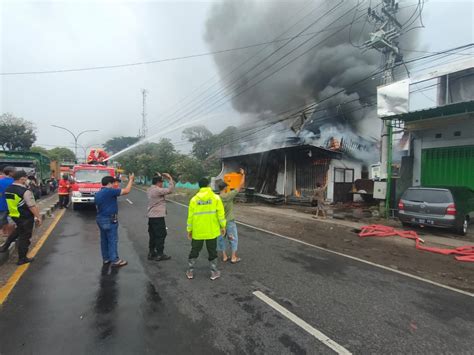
left=217, top=144, right=345, bottom=203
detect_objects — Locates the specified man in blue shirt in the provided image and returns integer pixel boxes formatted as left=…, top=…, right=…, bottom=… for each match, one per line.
left=95, top=173, right=134, bottom=267
left=0, top=166, right=17, bottom=252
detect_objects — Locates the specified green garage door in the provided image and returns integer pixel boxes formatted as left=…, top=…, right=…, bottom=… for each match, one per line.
left=421, top=145, right=474, bottom=189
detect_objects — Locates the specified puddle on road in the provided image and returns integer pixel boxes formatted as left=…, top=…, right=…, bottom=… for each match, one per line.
left=94, top=265, right=120, bottom=340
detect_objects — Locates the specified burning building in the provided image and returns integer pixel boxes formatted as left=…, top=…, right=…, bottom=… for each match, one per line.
left=206, top=0, right=418, bottom=202
left=216, top=112, right=378, bottom=203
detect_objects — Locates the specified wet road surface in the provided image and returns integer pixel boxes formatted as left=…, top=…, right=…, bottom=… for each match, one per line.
left=0, top=188, right=473, bottom=354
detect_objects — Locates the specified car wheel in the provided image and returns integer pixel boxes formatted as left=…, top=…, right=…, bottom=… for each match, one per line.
left=457, top=217, right=469, bottom=236
left=401, top=222, right=411, bottom=228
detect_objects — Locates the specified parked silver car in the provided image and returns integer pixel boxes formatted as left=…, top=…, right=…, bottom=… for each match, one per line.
left=398, top=186, right=474, bottom=236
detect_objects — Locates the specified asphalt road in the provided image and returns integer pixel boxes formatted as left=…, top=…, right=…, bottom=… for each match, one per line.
left=0, top=188, right=473, bottom=354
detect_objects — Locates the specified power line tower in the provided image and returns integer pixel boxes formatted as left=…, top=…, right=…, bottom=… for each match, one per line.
left=363, top=0, right=403, bottom=216
left=139, top=89, right=148, bottom=138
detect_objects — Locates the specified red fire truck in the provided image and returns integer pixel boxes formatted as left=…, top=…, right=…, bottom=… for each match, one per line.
left=71, top=163, right=115, bottom=210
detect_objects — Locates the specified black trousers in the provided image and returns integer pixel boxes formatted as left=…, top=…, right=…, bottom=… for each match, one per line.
left=59, top=194, right=69, bottom=208
left=148, top=217, right=167, bottom=255
left=189, top=238, right=217, bottom=261
left=12, top=218, right=34, bottom=260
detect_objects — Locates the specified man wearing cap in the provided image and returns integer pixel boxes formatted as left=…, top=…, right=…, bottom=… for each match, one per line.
left=5, top=170, right=42, bottom=265
left=94, top=173, right=134, bottom=267
left=0, top=166, right=17, bottom=252
left=147, top=173, right=174, bottom=261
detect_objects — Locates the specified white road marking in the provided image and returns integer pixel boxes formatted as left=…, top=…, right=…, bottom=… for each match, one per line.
left=133, top=188, right=474, bottom=298
left=238, top=221, right=474, bottom=298
left=126, top=198, right=134, bottom=205
left=253, top=291, right=351, bottom=355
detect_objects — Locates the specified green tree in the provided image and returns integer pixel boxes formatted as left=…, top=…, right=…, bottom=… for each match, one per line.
left=30, top=146, right=50, bottom=156
left=0, top=113, right=37, bottom=151
left=117, top=139, right=179, bottom=180
left=182, top=125, right=237, bottom=177
left=115, top=135, right=225, bottom=183
left=30, top=146, right=76, bottom=162
left=172, top=155, right=206, bottom=183
left=152, top=138, right=177, bottom=173
left=48, top=147, right=76, bottom=162
left=104, top=136, right=140, bottom=154
left=182, top=125, right=238, bottom=161
left=182, top=126, right=215, bottom=160
left=135, top=153, right=155, bottom=177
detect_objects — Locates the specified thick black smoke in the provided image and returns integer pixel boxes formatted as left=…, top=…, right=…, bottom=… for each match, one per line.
left=205, top=0, right=419, bottom=140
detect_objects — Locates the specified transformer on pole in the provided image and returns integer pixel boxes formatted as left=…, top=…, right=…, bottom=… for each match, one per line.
left=363, top=0, right=403, bottom=217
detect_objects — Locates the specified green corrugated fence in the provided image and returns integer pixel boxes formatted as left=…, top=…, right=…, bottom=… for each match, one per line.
left=421, top=145, right=474, bottom=189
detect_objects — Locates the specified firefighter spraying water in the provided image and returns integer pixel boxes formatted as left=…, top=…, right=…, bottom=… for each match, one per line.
left=87, top=148, right=110, bottom=165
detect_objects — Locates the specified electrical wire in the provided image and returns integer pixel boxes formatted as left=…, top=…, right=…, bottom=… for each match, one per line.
left=151, top=2, right=427, bottom=138
left=401, top=0, right=425, bottom=35
left=175, top=46, right=474, bottom=151
left=148, top=0, right=348, bottom=135
left=400, top=0, right=421, bottom=27
left=400, top=47, right=474, bottom=56
left=150, top=1, right=361, bottom=136
left=0, top=0, right=318, bottom=77
left=141, top=0, right=322, bottom=130
left=145, top=17, right=373, bottom=134
left=148, top=1, right=422, bottom=136
left=135, top=59, right=473, bottom=154
left=348, top=0, right=364, bottom=48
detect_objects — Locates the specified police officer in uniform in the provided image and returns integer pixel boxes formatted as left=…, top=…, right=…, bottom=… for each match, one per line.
left=186, top=177, right=226, bottom=280
left=5, top=170, right=42, bottom=265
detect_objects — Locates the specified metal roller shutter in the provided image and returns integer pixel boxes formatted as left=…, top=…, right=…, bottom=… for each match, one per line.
left=421, top=145, right=474, bottom=189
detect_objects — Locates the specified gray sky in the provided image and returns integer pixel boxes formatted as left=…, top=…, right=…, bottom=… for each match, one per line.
left=1, top=0, right=473, bottom=157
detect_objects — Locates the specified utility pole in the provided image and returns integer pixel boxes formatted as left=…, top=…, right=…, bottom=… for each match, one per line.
left=140, top=89, right=148, bottom=139
left=364, top=0, right=403, bottom=217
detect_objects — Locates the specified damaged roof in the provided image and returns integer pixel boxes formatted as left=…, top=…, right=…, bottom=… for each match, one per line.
left=220, top=142, right=342, bottom=159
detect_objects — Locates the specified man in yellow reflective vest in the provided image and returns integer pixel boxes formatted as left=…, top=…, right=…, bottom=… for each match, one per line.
left=5, top=170, right=42, bottom=265
left=186, top=177, right=226, bottom=280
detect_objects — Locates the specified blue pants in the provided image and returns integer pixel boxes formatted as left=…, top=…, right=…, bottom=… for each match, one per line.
left=96, top=217, right=119, bottom=263
left=217, top=221, right=239, bottom=252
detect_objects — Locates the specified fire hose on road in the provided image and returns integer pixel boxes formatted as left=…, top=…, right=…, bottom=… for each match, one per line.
left=358, top=225, right=474, bottom=262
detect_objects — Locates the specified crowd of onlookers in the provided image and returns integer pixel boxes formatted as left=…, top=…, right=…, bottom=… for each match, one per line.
left=0, top=166, right=43, bottom=265
left=95, top=169, right=247, bottom=281
left=0, top=163, right=250, bottom=279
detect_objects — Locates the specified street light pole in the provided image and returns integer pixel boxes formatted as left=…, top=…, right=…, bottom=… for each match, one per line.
left=51, top=125, right=99, bottom=162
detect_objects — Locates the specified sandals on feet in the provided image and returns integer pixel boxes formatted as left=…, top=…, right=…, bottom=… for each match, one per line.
left=231, top=257, right=241, bottom=264
left=111, top=259, right=128, bottom=267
